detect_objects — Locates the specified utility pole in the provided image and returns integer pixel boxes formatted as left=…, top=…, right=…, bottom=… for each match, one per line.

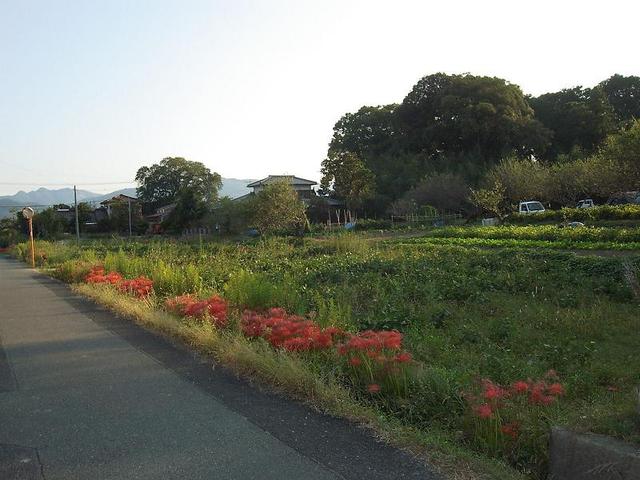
left=128, top=198, right=132, bottom=237
left=74, top=185, right=80, bottom=245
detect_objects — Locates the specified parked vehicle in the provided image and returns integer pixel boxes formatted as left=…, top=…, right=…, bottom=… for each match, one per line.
left=576, top=199, right=595, bottom=208
left=606, top=191, right=640, bottom=206
left=518, top=201, right=545, bottom=214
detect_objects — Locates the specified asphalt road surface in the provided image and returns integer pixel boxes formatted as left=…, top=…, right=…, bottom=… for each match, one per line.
left=0, top=256, right=441, bottom=480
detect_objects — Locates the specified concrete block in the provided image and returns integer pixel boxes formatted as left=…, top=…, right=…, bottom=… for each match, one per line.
left=549, top=427, right=640, bottom=480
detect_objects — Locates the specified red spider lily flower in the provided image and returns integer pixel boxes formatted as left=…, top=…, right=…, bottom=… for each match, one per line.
left=165, top=294, right=227, bottom=327
left=324, top=326, right=344, bottom=337
left=501, top=422, right=520, bottom=439
left=268, top=307, right=286, bottom=317
left=529, top=382, right=556, bottom=406
left=547, top=383, right=565, bottom=396
left=240, top=308, right=337, bottom=351
left=482, top=379, right=507, bottom=401
left=338, top=330, right=404, bottom=357
left=511, top=381, right=530, bottom=394
left=165, top=294, right=197, bottom=316
left=367, top=383, right=381, bottom=394
left=473, top=403, right=493, bottom=419
left=118, top=276, right=153, bottom=298
left=348, top=356, right=362, bottom=366
left=394, top=352, right=412, bottom=363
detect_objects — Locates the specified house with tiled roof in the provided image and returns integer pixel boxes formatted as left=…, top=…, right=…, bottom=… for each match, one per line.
left=231, top=175, right=318, bottom=205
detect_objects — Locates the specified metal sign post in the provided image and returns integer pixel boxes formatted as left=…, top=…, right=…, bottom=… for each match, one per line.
left=21, top=207, right=35, bottom=268
left=74, top=185, right=80, bottom=245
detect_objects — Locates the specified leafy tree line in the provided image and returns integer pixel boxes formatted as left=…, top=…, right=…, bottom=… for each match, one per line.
left=321, top=72, right=640, bottom=215
left=136, top=157, right=307, bottom=235
left=2, top=157, right=307, bottom=241
left=471, top=120, right=640, bottom=218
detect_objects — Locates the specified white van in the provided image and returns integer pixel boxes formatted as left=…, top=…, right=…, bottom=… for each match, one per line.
left=518, top=201, right=545, bottom=214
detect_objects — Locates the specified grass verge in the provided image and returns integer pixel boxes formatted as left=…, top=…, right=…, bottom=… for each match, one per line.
left=72, top=283, right=525, bottom=480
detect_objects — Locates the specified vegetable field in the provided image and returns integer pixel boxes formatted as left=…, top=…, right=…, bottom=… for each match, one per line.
left=10, top=226, right=640, bottom=479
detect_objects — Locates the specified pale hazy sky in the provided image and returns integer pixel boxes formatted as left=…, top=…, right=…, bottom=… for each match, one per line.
left=1, top=0, right=639, bottom=195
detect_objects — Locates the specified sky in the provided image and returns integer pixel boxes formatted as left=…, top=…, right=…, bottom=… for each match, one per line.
left=1, top=0, right=639, bottom=196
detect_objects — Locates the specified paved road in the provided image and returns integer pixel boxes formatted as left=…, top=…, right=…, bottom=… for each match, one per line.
left=0, top=256, right=440, bottom=480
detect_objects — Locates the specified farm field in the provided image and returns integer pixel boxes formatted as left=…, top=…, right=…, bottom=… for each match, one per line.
left=10, top=225, right=640, bottom=479
left=397, top=225, right=640, bottom=251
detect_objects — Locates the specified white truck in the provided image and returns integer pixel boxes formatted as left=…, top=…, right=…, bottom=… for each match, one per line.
left=576, top=199, right=595, bottom=208
left=518, top=201, right=545, bottom=214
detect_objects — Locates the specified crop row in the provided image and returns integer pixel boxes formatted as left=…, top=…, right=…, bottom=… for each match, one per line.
left=419, top=224, right=640, bottom=243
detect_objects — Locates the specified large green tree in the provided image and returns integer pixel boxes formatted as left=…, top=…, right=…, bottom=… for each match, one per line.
left=328, top=105, right=398, bottom=159
left=397, top=73, right=550, bottom=160
left=599, top=74, right=640, bottom=123
left=164, top=188, right=210, bottom=232
left=135, top=157, right=222, bottom=209
left=252, top=181, right=307, bottom=235
left=324, top=73, right=551, bottom=213
left=529, top=86, right=616, bottom=159
left=321, top=151, right=376, bottom=211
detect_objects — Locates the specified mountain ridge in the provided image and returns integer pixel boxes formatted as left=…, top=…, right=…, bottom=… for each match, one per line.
left=0, top=178, right=257, bottom=218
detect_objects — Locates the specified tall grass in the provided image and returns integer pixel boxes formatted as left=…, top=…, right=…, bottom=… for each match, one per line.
left=223, top=270, right=306, bottom=312
left=323, top=233, right=374, bottom=255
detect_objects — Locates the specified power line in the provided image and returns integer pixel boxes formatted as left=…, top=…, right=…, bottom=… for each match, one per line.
left=0, top=181, right=135, bottom=186
left=0, top=204, right=58, bottom=207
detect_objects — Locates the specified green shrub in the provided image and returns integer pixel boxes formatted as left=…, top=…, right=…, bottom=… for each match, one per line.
left=224, top=270, right=281, bottom=310
left=52, top=260, right=94, bottom=283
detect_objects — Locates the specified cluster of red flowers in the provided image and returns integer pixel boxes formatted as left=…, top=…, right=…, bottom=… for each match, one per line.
left=466, top=372, right=565, bottom=442
left=86, top=266, right=123, bottom=285
left=335, top=330, right=413, bottom=395
left=85, top=266, right=153, bottom=299
left=164, top=294, right=228, bottom=328
left=471, top=376, right=565, bottom=417
left=337, top=330, right=407, bottom=359
left=338, top=330, right=412, bottom=371
left=118, top=276, right=154, bottom=299
left=241, top=308, right=342, bottom=352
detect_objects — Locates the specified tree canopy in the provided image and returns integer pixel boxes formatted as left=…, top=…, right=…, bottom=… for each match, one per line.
left=528, top=86, right=616, bottom=159
left=135, top=157, right=222, bottom=209
left=252, top=181, right=307, bottom=235
left=321, top=151, right=375, bottom=212
left=322, top=73, right=551, bottom=213
left=599, top=74, right=640, bottom=123
left=321, top=72, right=640, bottom=215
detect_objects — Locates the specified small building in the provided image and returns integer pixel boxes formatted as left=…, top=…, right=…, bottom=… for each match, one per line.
left=100, top=194, right=141, bottom=218
left=246, top=175, right=317, bottom=203
left=53, top=204, right=75, bottom=222
left=145, top=203, right=176, bottom=233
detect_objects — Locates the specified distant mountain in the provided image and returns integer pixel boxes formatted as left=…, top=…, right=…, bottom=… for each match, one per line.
left=219, top=178, right=255, bottom=199
left=83, top=188, right=137, bottom=204
left=0, top=187, right=96, bottom=207
left=0, top=198, right=23, bottom=220
left=0, top=178, right=256, bottom=218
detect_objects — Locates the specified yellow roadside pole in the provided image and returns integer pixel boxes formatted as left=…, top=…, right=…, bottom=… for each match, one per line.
left=21, top=207, right=35, bottom=268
